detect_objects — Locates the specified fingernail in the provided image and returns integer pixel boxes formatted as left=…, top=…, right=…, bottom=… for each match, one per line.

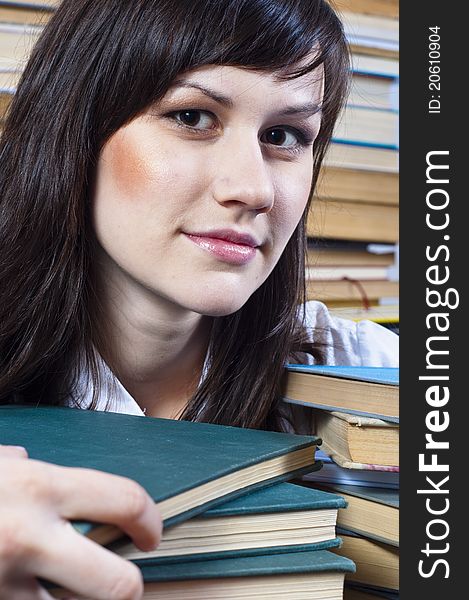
left=1, top=445, right=29, bottom=457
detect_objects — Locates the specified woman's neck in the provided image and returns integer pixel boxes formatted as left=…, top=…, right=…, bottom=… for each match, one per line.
left=94, top=255, right=213, bottom=419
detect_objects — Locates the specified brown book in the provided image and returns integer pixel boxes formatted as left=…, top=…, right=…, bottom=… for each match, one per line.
left=0, top=0, right=58, bottom=6
left=334, top=105, right=397, bottom=149
left=314, top=411, right=398, bottom=466
left=333, top=0, right=398, bottom=19
left=307, top=245, right=395, bottom=267
left=283, top=366, right=399, bottom=422
left=321, top=485, right=399, bottom=547
left=308, top=199, right=398, bottom=243
left=324, top=141, right=398, bottom=173
left=341, top=11, right=398, bottom=59
left=348, top=71, right=398, bottom=111
left=306, top=278, right=399, bottom=305
left=0, top=90, right=11, bottom=121
left=0, top=5, right=53, bottom=25
left=334, top=532, right=399, bottom=591
left=353, top=53, right=398, bottom=78
left=316, top=166, right=398, bottom=205
left=307, top=265, right=390, bottom=282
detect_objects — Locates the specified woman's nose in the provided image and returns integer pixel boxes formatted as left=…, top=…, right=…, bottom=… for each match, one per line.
left=211, top=134, right=275, bottom=214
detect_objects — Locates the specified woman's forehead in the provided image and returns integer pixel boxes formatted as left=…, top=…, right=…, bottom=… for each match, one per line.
left=164, top=64, right=324, bottom=107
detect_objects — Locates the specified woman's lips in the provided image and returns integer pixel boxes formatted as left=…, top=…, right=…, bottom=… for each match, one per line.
left=184, top=233, right=258, bottom=265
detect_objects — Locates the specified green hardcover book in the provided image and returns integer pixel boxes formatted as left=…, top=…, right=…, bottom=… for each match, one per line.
left=51, top=549, right=355, bottom=599
left=0, top=405, right=320, bottom=545
left=139, top=549, right=355, bottom=599
left=322, top=484, right=399, bottom=546
left=109, top=482, right=346, bottom=563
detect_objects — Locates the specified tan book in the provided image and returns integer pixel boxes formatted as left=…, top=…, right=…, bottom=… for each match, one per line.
left=307, top=278, right=399, bottom=305
left=332, top=0, right=398, bottom=19
left=316, top=166, right=398, bottom=205
left=308, top=199, right=398, bottom=243
left=0, top=5, right=53, bottom=25
left=348, top=71, right=398, bottom=111
left=334, top=105, right=398, bottom=148
left=334, top=532, right=399, bottom=590
left=341, top=11, right=398, bottom=59
left=0, top=0, right=58, bottom=6
left=315, top=411, right=398, bottom=466
left=307, top=265, right=390, bottom=281
left=324, top=141, right=398, bottom=172
left=352, top=53, right=398, bottom=78
left=283, top=365, right=399, bottom=422
left=0, top=90, right=11, bottom=120
left=350, top=44, right=398, bottom=59
left=308, top=246, right=395, bottom=267
left=321, top=485, right=399, bottom=547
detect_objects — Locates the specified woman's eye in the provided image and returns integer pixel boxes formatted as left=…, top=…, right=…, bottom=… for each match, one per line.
left=173, top=110, right=216, bottom=130
left=261, top=127, right=303, bottom=148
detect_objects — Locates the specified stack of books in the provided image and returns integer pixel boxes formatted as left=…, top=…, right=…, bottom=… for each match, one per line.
left=1, top=404, right=356, bottom=599
left=308, top=0, right=399, bottom=310
left=306, top=239, right=399, bottom=308
left=282, top=364, right=399, bottom=599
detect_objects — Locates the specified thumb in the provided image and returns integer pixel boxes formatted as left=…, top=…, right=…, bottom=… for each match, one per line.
left=0, top=444, right=29, bottom=458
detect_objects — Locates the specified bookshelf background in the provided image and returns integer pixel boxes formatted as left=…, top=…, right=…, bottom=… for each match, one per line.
left=310, top=0, right=399, bottom=333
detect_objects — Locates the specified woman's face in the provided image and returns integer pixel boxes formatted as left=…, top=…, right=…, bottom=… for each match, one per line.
left=93, top=64, right=323, bottom=317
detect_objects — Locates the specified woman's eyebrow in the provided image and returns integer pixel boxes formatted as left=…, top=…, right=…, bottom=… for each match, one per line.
left=170, top=80, right=322, bottom=117
left=279, top=103, right=322, bottom=117
left=170, top=81, right=234, bottom=108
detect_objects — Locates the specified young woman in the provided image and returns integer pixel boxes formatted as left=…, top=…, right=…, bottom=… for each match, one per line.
left=0, top=1, right=398, bottom=598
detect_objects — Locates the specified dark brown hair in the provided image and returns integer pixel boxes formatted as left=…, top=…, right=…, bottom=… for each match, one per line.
left=0, top=0, right=350, bottom=430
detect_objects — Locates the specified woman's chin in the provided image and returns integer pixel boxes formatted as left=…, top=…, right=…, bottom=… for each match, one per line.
left=185, top=292, right=254, bottom=318
left=194, top=300, right=250, bottom=318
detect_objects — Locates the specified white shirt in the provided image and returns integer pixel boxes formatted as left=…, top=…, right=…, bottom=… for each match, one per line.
left=68, top=301, right=399, bottom=417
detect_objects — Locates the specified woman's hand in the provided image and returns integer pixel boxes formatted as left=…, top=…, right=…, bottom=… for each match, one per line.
left=0, top=445, right=163, bottom=600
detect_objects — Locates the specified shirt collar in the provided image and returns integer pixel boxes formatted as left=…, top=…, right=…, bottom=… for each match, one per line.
left=69, top=349, right=211, bottom=417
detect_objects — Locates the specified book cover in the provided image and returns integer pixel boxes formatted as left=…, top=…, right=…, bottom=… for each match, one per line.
left=283, top=365, right=399, bottom=423
left=329, top=484, right=399, bottom=509
left=286, top=365, right=399, bottom=386
left=129, top=539, right=343, bottom=566
left=138, top=548, right=356, bottom=581
left=0, top=405, right=320, bottom=543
